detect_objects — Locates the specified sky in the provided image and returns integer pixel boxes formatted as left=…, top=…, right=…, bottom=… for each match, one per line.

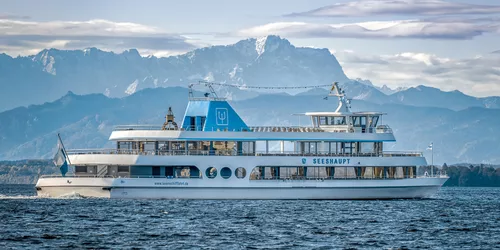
left=1, top=0, right=500, bottom=97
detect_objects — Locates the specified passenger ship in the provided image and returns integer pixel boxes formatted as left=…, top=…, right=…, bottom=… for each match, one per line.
left=36, top=82, right=448, bottom=199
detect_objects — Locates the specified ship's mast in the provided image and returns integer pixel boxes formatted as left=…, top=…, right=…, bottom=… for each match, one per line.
left=328, top=82, right=351, bottom=113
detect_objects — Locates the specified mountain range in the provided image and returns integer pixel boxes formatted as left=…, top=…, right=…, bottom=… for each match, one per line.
left=0, top=35, right=499, bottom=164
left=1, top=86, right=499, bottom=164
left=2, top=35, right=499, bottom=112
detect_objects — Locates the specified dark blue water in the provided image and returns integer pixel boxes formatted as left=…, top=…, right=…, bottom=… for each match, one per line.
left=1, top=185, right=499, bottom=249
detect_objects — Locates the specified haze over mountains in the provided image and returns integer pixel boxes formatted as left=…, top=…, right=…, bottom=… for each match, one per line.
left=0, top=36, right=499, bottom=164
left=2, top=35, right=499, bottom=111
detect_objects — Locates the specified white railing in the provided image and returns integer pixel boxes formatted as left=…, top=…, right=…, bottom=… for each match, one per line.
left=112, top=124, right=393, bottom=134
left=113, top=125, right=164, bottom=131
left=66, top=149, right=422, bottom=157
left=40, top=174, right=443, bottom=180
left=39, top=175, right=117, bottom=179
left=249, top=126, right=323, bottom=133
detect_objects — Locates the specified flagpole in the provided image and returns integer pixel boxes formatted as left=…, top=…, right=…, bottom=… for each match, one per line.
left=431, top=143, right=434, bottom=177
left=57, top=133, right=72, bottom=165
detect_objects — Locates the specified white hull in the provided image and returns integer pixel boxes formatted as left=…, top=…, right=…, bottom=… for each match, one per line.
left=36, top=177, right=448, bottom=199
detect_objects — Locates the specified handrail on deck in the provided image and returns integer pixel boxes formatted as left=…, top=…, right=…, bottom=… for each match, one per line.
left=65, top=149, right=423, bottom=157
left=112, top=124, right=393, bottom=134
left=39, top=174, right=447, bottom=179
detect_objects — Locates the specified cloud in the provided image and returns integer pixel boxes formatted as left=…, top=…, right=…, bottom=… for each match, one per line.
left=286, top=0, right=500, bottom=17
left=233, top=18, right=499, bottom=40
left=0, top=13, right=30, bottom=20
left=336, top=51, right=500, bottom=97
left=0, top=19, right=197, bottom=56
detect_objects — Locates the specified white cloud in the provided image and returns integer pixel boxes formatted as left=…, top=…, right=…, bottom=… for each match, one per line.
left=286, top=0, right=500, bottom=17
left=0, top=19, right=197, bottom=56
left=336, top=50, right=500, bottom=97
left=234, top=18, right=498, bottom=40
left=0, top=13, right=30, bottom=20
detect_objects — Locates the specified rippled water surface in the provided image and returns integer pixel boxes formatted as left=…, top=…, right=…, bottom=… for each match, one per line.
left=1, top=185, right=500, bottom=249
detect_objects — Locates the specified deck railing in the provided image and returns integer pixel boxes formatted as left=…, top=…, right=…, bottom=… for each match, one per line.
left=112, top=125, right=393, bottom=134
left=39, top=173, right=447, bottom=179
left=66, top=149, right=422, bottom=157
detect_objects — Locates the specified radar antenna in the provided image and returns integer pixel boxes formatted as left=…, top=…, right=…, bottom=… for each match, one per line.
left=188, top=81, right=220, bottom=100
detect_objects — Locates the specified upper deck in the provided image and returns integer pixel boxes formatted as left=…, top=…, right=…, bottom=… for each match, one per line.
left=108, top=124, right=395, bottom=142
left=108, top=82, right=395, bottom=142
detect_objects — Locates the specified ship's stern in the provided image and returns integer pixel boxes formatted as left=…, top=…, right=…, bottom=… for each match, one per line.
left=36, top=176, right=114, bottom=198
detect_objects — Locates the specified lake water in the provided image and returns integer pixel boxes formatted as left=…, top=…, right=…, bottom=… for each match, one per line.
left=1, top=185, right=499, bottom=249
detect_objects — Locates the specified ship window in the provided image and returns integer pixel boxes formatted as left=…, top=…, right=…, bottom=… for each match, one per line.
left=311, top=116, right=319, bottom=126
left=371, top=116, right=379, bottom=127
left=190, top=166, right=201, bottom=178
left=158, top=141, right=168, bottom=152
left=235, top=167, right=246, bottom=179
left=87, top=166, right=96, bottom=174
left=159, top=166, right=200, bottom=178
left=117, top=166, right=129, bottom=172
left=360, top=116, right=367, bottom=126
left=327, top=117, right=333, bottom=125
left=319, top=117, right=327, bottom=125
left=171, top=141, right=186, bottom=151
left=200, top=116, right=206, bottom=130
left=360, top=143, right=375, bottom=153
left=221, top=167, right=232, bottom=179
left=75, top=166, right=87, bottom=173
left=309, top=142, right=317, bottom=153
left=352, top=117, right=359, bottom=126
left=332, top=116, right=346, bottom=125
left=189, top=117, right=195, bottom=131
left=118, top=141, right=135, bottom=151
left=152, top=166, right=161, bottom=176
left=206, top=167, right=217, bottom=179
left=165, top=166, right=174, bottom=177
left=143, top=142, right=156, bottom=152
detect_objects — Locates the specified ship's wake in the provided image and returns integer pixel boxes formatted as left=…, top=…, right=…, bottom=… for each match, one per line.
left=0, top=192, right=86, bottom=199
left=0, top=194, right=44, bottom=199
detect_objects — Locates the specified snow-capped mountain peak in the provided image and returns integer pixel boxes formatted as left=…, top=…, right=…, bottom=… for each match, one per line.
left=255, top=36, right=267, bottom=56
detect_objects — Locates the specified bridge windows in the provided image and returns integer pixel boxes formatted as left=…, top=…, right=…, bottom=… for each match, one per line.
left=370, top=116, right=379, bottom=127
left=331, top=116, right=347, bottom=125
left=319, top=116, right=327, bottom=125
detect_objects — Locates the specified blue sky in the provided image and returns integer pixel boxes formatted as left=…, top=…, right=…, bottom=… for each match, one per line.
left=1, top=0, right=500, bottom=96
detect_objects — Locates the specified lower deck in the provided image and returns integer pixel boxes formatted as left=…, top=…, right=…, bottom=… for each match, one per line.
left=66, top=153, right=428, bottom=181
left=36, top=176, right=449, bottom=199
left=71, top=165, right=420, bottom=180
